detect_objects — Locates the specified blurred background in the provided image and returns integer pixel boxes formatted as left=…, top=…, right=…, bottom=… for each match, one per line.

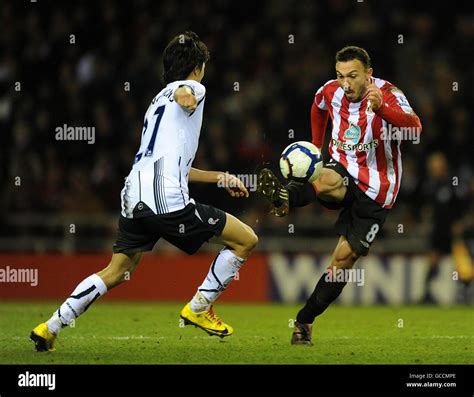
left=0, top=0, right=472, bottom=305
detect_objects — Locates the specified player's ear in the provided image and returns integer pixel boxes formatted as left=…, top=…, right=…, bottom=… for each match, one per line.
left=194, top=63, right=204, bottom=76
left=366, top=67, right=373, bottom=81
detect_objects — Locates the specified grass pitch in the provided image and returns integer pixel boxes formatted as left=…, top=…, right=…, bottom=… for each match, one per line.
left=0, top=302, right=472, bottom=364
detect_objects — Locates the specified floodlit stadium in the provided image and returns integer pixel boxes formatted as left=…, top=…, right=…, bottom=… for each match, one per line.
left=0, top=0, right=472, bottom=394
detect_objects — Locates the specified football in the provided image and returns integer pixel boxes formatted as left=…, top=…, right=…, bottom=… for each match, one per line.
left=279, top=141, right=323, bottom=182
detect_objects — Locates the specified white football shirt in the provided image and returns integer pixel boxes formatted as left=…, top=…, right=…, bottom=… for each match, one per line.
left=120, top=80, right=206, bottom=217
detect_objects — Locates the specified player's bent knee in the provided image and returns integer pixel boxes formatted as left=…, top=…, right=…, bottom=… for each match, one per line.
left=316, top=168, right=343, bottom=194
left=100, top=253, right=141, bottom=287
left=246, top=229, right=259, bottom=251
left=220, top=215, right=258, bottom=258
left=233, top=228, right=258, bottom=258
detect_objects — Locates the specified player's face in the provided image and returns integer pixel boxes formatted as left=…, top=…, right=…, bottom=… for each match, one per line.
left=335, top=60, right=372, bottom=102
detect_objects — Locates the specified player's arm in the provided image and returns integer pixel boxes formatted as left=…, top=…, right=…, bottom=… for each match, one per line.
left=311, top=86, right=330, bottom=149
left=367, top=84, right=422, bottom=130
left=174, top=86, right=197, bottom=111
left=311, top=102, right=329, bottom=149
left=189, top=168, right=249, bottom=198
left=189, top=168, right=221, bottom=183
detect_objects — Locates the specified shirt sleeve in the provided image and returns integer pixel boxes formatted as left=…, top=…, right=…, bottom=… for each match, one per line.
left=376, top=86, right=422, bottom=130
left=314, top=85, right=327, bottom=110
left=176, top=80, right=206, bottom=103
left=385, top=86, right=414, bottom=114
left=311, top=87, right=330, bottom=148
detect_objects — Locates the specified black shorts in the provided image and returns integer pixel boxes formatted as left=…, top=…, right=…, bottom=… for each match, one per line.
left=113, top=201, right=227, bottom=255
left=320, top=159, right=389, bottom=256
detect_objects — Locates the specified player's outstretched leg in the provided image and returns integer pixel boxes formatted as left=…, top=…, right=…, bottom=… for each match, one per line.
left=180, top=213, right=258, bottom=337
left=291, top=236, right=359, bottom=346
left=257, top=167, right=348, bottom=215
left=256, top=168, right=290, bottom=216
left=30, top=252, right=142, bottom=352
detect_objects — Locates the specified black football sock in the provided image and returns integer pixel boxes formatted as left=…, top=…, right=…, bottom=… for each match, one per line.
left=296, top=270, right=347, bottom=324
left=287, top=181, right=317, bottom=208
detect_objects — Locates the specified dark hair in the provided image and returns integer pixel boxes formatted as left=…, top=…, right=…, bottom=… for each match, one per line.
left=335, top=46, right=371, bottom=69
left=162, top=31, right=210, bottom=84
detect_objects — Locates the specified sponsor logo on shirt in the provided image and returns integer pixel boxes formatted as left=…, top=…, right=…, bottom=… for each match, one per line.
left=332, top=138, right=379, bottom=152
left=343, top=123, right=361, bottom=144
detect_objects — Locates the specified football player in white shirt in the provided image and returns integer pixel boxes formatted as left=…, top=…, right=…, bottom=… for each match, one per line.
left=31, top=32, right=258, bottom=352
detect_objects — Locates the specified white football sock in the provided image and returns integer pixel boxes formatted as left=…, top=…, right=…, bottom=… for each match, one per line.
left=190, top=249, right=245, bottom=312
left=46, top=274, right=107, bottom=335
left=189, top=291, right=211, bottom=313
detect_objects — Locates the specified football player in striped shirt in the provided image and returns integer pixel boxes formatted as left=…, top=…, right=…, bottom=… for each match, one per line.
left=258, top=46, right=422, bottom=345
left=31, top=32, right=258, bottom=352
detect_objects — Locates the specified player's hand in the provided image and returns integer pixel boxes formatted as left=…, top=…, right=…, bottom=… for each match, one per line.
left=223, top=174, right=249, bottom=198
left=367, top=83, right=383, bottom=112
left=174, top=86, right=197, bottom=111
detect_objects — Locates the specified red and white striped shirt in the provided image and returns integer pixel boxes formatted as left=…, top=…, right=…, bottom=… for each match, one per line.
left=312, top=78, right=422, bottom=209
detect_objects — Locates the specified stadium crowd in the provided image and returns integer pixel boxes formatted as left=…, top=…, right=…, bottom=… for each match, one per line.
left=1, top=0, right=472, bottom=246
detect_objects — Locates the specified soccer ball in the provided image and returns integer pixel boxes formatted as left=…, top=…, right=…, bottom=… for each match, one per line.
left=279, top=141, right=323, bottom=182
